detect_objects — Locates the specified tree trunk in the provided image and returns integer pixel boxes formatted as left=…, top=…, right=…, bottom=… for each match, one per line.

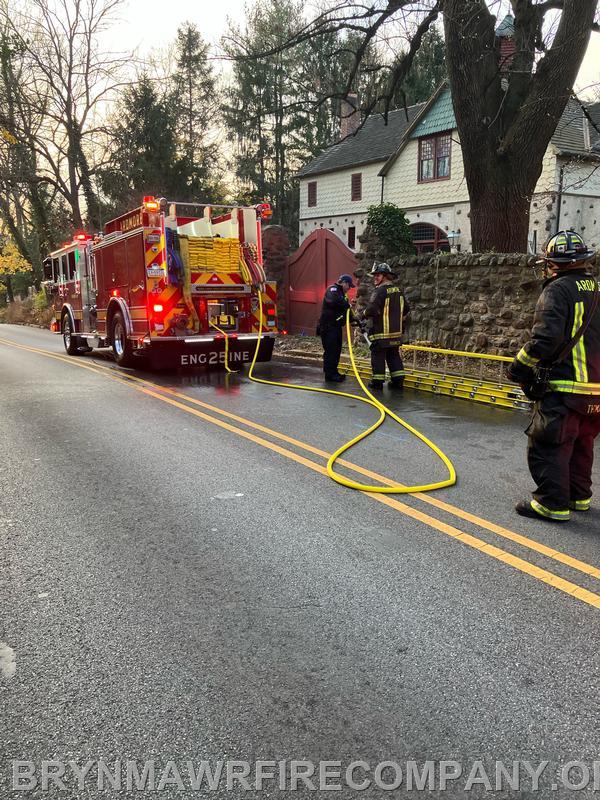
left=442, top=0, right=596, bottom=253
left=0, top=193, right=32, bottom=263
left=77, top=141, right=100, bottom=231
left=5, top=274, right=14, bottom=303
left=469, top=178, right=531, bottom=253
left=66, top=120, right=83, bottom=228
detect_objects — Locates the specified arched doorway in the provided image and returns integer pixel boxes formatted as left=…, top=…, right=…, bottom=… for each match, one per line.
left=410, top=223, right=450, bottom=254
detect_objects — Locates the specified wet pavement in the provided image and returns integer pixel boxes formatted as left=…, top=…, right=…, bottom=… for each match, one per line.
left=1, top=323, right=600, bottom=799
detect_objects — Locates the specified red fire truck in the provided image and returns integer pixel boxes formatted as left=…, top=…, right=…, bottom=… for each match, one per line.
left=43, top=197, right=279, bottom=368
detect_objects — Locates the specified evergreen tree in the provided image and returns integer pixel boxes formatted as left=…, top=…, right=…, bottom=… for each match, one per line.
left=297, top=30, right=383, bottom=153
left=100, top=74, right=182, bottom=214
left=170, top=23, right=219, bottom=199
left=393, top=26, right=446, bottom=108
left=222, top=0, right=307, bottom=229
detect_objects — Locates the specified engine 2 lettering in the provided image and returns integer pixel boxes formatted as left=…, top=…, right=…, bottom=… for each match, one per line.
left=180, top=351, right=251, bottom=366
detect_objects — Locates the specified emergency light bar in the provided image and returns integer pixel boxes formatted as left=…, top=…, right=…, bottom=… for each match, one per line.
left=143, top=196, right=161, bottom=212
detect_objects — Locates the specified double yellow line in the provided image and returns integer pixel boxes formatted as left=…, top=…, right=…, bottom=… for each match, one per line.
left=2, top=335, right=600, bottom=610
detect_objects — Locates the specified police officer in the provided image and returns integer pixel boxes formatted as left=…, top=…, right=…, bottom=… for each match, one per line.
left=508, top=230, right=600, bottom=522
left=318, top=273, right=356, bottom=382
left=363, top=262, right=409, bottom=390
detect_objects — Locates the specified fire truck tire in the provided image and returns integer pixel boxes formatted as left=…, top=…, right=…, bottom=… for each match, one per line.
left=61, top=313, right=83, bottom=356
left=111, top=312, right=134, bottom=367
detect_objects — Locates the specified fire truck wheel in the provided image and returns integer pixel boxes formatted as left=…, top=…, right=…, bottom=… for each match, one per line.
left=61, top=313, right=82, bottom=356
left=111, top=312, right=134, bottom=367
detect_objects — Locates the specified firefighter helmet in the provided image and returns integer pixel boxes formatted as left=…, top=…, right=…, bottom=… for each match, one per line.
left=371, top=262, right=394, bottom=276
left=543, top=230, right=594, bottom=267
left=338, top=273, right=355, bottom=288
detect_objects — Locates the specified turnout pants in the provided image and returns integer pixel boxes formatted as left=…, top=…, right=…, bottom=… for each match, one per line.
left=370, top=342, right=405, bottom=385
left=526, top=394, right=600, bottom=514
left=320, top=325, right=343, bottom=378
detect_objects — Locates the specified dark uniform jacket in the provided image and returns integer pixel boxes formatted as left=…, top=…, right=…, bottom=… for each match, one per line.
left=364, top=283, right=409, bottom=347
left=508, top=269, right=600, bottom=413
left=318, top=283, right=354, bottom=329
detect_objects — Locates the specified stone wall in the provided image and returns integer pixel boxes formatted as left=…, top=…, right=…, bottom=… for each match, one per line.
left=262, top=225, right=289, bottom=328
left=355, top=232, right=599, bottom=354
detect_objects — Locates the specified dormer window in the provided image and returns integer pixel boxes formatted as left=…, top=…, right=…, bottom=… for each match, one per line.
left=418, top=132, right=452, bottom=182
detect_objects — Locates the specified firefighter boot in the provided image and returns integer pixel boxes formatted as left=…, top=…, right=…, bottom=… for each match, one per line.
left=569, top=498, right=591, bottom=512
left=515, top=499, right=570, bottom=523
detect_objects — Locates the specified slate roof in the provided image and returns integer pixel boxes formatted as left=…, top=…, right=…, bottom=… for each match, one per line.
left=298, top=93, right=600, bottom=181
left=551, top=98, right=600, bottom=158
left=495, top=14, right=515, bottom=38
left=296, top=103, right=425, bottom=178
left=410, top=85, right=455, bottom=139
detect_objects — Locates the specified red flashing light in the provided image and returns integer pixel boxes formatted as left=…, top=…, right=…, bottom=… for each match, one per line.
left=267, top=308, right=276, bottom=316
left=143, top=195, right=160, bottom=212
left=74, top=232, right=90, bottom=241
left=281, top=329, right=288, bottom=335
left=153, top=303, right=164, bottom=313
left=111, top=289, right=119, bottom=297
left=256, top=202, right=273, bottom=221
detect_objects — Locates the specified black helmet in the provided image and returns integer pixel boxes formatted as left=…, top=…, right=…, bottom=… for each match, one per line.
left=543, top=230, right=594, bottom=267
left=337, top=273, right=355, bottom=288
left=371, top=262, right=394, bottom=276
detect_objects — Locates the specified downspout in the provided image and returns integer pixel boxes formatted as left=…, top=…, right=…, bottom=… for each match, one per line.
left=380, top=175, right=385, bottom=205
left=555, top=163, right=565, bottom=234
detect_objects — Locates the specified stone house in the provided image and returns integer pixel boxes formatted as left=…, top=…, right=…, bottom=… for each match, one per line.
left=297, top=16, right=600, bottom=255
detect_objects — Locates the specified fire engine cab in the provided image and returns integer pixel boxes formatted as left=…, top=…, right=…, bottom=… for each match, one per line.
left=43, top=197, right=279, bottom=368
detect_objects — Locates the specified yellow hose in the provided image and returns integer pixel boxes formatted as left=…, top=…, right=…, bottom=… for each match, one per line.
left=248, top=294, right=456, bottom=494
left=209, top=320, right=238, bottom=374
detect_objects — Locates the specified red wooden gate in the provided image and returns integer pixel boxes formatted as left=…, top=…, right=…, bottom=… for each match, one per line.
left=286, top=229, right=358, bottom=335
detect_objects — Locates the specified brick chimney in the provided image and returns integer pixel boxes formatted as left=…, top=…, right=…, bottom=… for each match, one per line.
left=340, top=93, right=360, bottom=139
left=495, top=13, right=516, bottom=80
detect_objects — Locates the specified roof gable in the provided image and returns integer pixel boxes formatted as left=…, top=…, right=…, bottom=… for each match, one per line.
left=551, top=98, right=600, bottom=158
left=410, top=85, right=456, bottom=139
left=296, top=102, right=425, bottom=179
left=298, top=88, right=600, bottom=182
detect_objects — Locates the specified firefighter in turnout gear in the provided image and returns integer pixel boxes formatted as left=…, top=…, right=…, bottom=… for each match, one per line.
left=363, top=263, right=410, bottom=390
left=318, top=274, right=357, bottom=382
left=508, top=230, right=600, bottom=522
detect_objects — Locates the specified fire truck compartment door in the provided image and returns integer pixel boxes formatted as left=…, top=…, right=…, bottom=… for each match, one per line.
left=110, top=240, right=128, bottom=290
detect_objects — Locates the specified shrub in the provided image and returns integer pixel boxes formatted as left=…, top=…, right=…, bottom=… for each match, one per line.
left=32, top=289, right=54, bottom=326
left=366, top=203, right=415, bottom=254
left=2, top=297, right=33, bottom=324
left=33, top=288, right=49, bottom=312
left=0, top=294, right=54, bottom=327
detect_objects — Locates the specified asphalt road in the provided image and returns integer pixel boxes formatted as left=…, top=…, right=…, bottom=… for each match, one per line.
left=1, top=323, right=600, bottom=799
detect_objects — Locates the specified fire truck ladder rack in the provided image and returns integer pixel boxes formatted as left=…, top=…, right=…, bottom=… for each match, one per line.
left=281, top=344, right=532, bottom=411
left=340, top=345, right=532, bottom=411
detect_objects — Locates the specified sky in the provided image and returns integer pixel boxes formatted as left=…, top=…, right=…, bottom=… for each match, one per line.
left=111, top=0, right=600, bottom=96
left=111, top=0, right=249, bottom=54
